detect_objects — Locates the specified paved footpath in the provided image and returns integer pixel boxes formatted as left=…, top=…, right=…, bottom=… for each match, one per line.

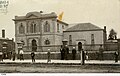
left=0, top=59, right=120, bottom=65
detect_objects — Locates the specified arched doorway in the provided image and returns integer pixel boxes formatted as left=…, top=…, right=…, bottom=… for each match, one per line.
left=32, top=39, right=37, bottom=51
left=78, top=42, right=82, bottom=51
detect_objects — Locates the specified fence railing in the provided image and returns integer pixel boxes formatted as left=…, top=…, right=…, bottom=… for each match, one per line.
left=22, top=43, right=119, bottom=52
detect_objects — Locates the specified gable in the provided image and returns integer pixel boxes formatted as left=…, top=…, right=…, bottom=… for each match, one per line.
left=26, top=12, right=41, bottom=18
left=26, top=14, right=38, bottom=18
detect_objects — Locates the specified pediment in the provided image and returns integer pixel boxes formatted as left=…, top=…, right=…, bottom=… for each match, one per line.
left=26, top=14, right=39, bottom=18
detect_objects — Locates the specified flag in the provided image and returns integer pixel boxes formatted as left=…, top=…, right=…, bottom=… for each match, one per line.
left=58, top=12, right=64, bottom=21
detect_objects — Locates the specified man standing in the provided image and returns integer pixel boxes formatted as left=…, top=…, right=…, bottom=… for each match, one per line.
left=12, top=51, right=16, bottom=61
left=72, top=47, right=76, bottom=60
left=99, top=45, right=104, bottom=60
left=1, top=52, right=3, bottom=62
left=85, top=51, right=89, bottom=60
left=31, top=51, right=35, bottom=62
left=47, top=49, right=51, bottom=63
left=114, top=51, right=119, bottom=63
left=9, top=51, right=12, bottom=60
left=64, top=45, right=69, bottom=60
left=19, top=49, right=24, bottom=60
left=60, top=45, right=64, bottom=60
left=81, top=49, right=85, bottom=65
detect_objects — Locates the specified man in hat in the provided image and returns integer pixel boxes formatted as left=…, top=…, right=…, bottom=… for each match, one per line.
left=72, top=47, right=76, bottom=60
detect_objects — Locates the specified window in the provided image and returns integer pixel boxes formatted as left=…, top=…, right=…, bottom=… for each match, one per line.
left=69, top=35, right=72, bottom=45
left=91, top=34, right=95, bottom=45
left=44, top=21, right=50, bottom=32
left=57, top=23, right=59, bottom=32
left=30, top=21, right=37, bottom=33
left=19, top=23, right=25, bottom=34
left=62, top=25, right=64, bottom=29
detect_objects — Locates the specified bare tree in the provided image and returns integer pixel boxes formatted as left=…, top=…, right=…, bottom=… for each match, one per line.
left=108, top=29, right=117, bottom=40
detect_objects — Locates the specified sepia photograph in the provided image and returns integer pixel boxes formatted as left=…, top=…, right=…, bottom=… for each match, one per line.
left=0, top=0, right=120, bottom=75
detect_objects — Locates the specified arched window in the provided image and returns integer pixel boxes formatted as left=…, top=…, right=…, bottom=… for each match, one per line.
left=44, top=21, right=50, bottom=32
left=19, top=23, right=25, bottom=34
left=30, top=21, right=37, bottom=33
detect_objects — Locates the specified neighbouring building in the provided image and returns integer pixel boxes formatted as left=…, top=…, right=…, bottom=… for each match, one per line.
left=63, top=23, right=107, bottom=51
left=0, top=29, right=15, bottom=59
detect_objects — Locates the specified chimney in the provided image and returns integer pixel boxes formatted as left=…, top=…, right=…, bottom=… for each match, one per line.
left=2, top=29, right=5, bottom=38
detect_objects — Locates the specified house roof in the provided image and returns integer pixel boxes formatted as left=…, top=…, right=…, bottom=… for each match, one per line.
left=13, top=12, right=57, bottom=20
left=66, top=23, right=103, bottom=31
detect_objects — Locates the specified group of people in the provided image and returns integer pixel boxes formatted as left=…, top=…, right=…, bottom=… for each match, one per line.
left=60, top=45, right=78, bottom=60
left=0, top=51, right=16, bottom=61
left=60, top=45, right=70, bottom=60
left=19, top=48, right=36, bottom=62
left=1, top=45, right=119, bottom=63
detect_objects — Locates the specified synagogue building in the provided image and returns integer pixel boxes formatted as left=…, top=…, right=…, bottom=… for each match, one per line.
left=13, top=11, right=107, bottom=55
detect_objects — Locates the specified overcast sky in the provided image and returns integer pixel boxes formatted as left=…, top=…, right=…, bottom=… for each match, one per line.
left=0, top=0, right=120, bottom=39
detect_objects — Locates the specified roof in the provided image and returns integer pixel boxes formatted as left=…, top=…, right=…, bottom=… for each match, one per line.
left=13, top=11, right=57, bottom=20
left=66, top=23, right=103, bottom=31
left=26, top=11, right=42, bottom=17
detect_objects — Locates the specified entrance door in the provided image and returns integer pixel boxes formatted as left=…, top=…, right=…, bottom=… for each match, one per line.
left=78, top=42, right=82, bottom=51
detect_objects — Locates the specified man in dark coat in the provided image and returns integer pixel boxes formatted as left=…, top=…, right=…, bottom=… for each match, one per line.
left=60, top=45, right=64, bottom=60
left=47, top=49, right=51, bottom=63
left=64, top=45, right=69, bottom=60
left=12, top=52, right=16, bottom=61
left=9, top=51, right=12, bottom=60
left=114, top=51, right=119, bottom=63
left=99, top=45, right=104, bottom=60
left=81, top=49, right=85, bottom=65
left=72, top=47, right=76, bottom=60
left=1, top=52, right=3, bottom=61
left=31, top=51, right=35, bottom=62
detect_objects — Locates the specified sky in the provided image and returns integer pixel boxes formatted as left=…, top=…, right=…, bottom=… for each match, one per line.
left=0, top=0, right=120, bottom=39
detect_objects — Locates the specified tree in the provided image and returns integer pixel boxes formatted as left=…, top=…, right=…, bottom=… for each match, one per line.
left=108, top=29, right=117, bottom=40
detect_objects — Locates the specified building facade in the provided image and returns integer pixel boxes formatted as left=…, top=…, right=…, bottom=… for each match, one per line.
left=13, top=12, right=68, bottom=54
left=63, top=23, right=107, bottom=51
left=13, top=11, right=107, bottom=56
left=0, top=30, right=15, bottom=59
